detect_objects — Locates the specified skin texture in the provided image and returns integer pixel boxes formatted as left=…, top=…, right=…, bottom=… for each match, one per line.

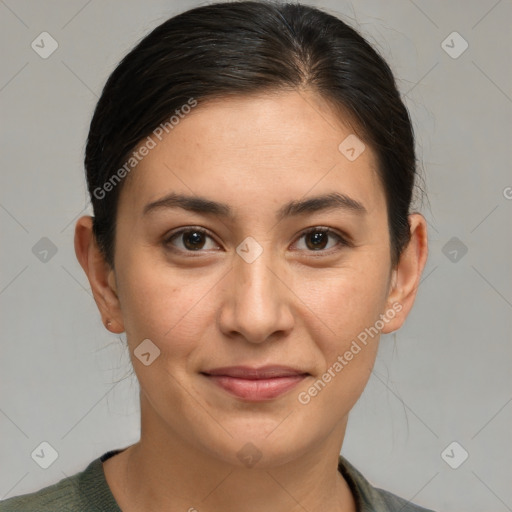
left=75, top=88, right=428, bottom=512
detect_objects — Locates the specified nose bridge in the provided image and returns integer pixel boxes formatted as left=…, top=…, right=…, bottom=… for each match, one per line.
left=236, top=247, right=274, bottom=303
left=221, top=237, right=293, bottom=343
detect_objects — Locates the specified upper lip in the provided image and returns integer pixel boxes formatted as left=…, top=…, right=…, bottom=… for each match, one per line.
left=202, top=365, right=309, bottom=379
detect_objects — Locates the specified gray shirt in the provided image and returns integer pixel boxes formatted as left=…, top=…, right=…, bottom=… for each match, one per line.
left=0, top=449, right=437, bottom=511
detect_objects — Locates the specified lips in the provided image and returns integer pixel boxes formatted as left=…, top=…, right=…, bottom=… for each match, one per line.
left=201, top=366, right=309, bottom=401
left=204, top=365, right=308, bottom=379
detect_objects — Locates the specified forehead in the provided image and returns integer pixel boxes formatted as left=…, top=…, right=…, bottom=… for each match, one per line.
left=119, top=89, right=384, bottom=217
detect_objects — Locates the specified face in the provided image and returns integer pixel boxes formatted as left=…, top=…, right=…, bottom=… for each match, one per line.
left=84, top=89, right=418, bottom=468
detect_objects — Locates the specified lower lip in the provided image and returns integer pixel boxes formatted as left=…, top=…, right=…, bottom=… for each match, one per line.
left=204, top=374, right=307, bottom=401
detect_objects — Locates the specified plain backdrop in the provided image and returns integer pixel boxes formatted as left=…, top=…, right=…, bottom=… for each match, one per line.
left=1, top=1, right=511, bottom=511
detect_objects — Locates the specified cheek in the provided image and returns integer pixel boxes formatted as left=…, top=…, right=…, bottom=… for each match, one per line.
left=298, top=261, right=389, bottom=351
left=295, top=271, right=386, bottom=414
left=115, top=254, right=218, bottom=357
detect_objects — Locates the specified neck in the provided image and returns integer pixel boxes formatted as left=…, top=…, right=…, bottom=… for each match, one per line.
left=104, top=395, right=357, bottom=512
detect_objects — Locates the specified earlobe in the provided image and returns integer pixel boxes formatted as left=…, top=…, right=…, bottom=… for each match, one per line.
left=381, top=213, right=428, bottom=334
left=74, top=215, right=125, bottom=333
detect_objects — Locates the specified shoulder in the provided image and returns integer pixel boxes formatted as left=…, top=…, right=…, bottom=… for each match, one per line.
left=370, top=487, right=437, bottom=512
left=0, top=451, right=121, bottom=512
left=0, top=471, right=83, bottom=512
left=338, top=455, right=438, bottom=512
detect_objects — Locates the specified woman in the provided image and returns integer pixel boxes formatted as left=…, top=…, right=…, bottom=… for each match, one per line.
left=0, top=1, right=433, bottom=510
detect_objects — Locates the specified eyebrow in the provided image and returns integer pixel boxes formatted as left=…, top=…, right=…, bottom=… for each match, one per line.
left=143, top=191, right=367, bottom=220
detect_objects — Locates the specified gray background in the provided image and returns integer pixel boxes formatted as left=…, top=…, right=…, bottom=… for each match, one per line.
left=1, top=1, right=511, bottom=510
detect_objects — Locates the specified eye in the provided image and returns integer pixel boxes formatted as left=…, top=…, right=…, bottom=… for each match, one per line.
left=293, top=227, right=349, bottom=252
left=163, top=227, right=220, bottom=252
left=163, top=226, right=350, bottom=254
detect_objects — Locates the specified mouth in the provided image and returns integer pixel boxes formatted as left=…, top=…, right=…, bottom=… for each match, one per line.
left=200, top=365, right=310, bottom=401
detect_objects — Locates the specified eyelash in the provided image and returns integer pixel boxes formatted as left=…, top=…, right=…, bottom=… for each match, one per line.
left=163, top=226, right=350, bottom=255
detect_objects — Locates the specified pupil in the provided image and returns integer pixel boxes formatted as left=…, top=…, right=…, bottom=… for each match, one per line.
left=181, top=230, right=329, bottom=251
left=307, top=231, right=327, bottom=250
left=184, top=231, right=204, bottom=250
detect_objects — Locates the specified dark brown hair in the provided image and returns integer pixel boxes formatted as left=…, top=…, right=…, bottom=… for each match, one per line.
left=85, top=0, right=419, bottom=268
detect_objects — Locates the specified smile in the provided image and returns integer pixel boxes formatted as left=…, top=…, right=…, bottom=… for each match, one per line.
left=201, top=365, right=309, bottom=401
left=205, top=374, right=308, bottom=401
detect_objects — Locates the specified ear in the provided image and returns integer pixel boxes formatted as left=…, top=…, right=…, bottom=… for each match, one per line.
left=74, top=215, right=125, bottom=333
left=381, top=213, right=428, bottom=334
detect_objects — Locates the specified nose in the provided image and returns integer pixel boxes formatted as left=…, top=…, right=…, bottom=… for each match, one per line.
left=218, top=244, right=295, bottom=344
